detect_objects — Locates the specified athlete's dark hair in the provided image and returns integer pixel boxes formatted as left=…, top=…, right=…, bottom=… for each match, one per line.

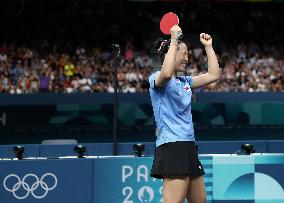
left=154, top=38, right=192, bottom=65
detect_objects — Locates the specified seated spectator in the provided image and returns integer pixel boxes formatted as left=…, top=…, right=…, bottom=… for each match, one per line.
left=79, top=75, right=92, bottom=93
left=64, top=59, right=75, bottom=77
left=39, top=72, right=49, bottom=93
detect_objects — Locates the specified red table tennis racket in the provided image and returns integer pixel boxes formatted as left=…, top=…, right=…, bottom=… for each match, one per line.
left=160, top=12, right=183, bottom=39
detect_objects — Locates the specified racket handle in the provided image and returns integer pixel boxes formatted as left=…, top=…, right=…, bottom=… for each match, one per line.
left=178, top=32, right=183, bottom=40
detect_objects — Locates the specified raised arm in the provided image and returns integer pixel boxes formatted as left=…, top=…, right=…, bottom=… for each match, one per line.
left=155, top=25, right=181, bottom=88
left=191, top=33, right=220, bottom=89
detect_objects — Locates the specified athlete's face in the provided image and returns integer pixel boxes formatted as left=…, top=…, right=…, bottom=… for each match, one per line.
left=175, top=43, right=191, bottom=72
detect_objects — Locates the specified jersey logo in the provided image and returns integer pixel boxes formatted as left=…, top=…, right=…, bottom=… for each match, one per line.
left=184, top=84, right=190, bottom=92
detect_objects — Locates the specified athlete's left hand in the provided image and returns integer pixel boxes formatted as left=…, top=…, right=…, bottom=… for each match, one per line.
left=200, top=33, right=212, bottom=47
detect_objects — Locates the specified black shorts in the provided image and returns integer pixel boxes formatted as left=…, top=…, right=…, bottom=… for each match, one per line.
left=150, top=141, right=205, bottom=179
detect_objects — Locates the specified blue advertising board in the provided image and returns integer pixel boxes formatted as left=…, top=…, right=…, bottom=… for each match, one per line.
left=0, top=154, right=283, bottom=203
left=0, top=159, right=93, bottom=203
left=93, top=156, right=213, bottom=203
left=213, top=154, right=284, bottom=203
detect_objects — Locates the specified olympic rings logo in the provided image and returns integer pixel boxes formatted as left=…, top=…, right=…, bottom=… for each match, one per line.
left=3, top=173, right=57, bottom=199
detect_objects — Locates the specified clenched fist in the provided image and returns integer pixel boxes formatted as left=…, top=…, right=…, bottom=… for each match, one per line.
left=200, top=33, right=212, bottom=46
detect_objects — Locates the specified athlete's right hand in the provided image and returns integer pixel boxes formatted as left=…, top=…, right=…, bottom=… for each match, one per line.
left=170, top=25, right=182, bottom=41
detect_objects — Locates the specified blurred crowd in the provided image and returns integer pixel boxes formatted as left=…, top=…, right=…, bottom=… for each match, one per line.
left=0, top=1, right=283, bottom=93
left=0, top=42, right=152, bottom=94
left=0, top=42, right=283, bottom=94
left=190, top=43, right=283, bottom=92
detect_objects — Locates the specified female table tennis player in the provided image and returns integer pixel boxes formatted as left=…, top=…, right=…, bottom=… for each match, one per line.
left=149, top=25, right=220, bottom=203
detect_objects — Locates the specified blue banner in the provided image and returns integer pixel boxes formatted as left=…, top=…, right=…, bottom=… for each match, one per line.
left=0, top=159, right=93, bottom=203
left=0, top=155, right=283, bottom=203
left=92, top=156, right=213, bottom=203
left=213, top=154, right=284, bottom=202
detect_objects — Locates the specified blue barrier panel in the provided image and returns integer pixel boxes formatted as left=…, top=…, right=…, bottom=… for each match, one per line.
left=0, top=159, right=93, bottom=203
left=93, top=156, right=213, bottom=203
left=117, top=142, right=156, bottom=156
left=267, top=141, right=284, bottom=153
left=83, top=143, right=113, bottom=156
left=93, top=155, right=284, bottom=202
left=1, top=141, right=284, bottom=158
left=0, top=144, right=40, bottom=158
left=212, top=154, right=284, bottom=202
left=39, top=144, right=78, bottom=158
left=38, top=143, right=113, bottom=157
left=0, top=155, right=283, bottom=203
left=197, top=141, right=268, bottom=154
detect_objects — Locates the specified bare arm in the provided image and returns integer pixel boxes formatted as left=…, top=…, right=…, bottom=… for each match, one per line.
left=155, top=25, right=181, bottom=88
left=191, top=33, right=220, bottom=89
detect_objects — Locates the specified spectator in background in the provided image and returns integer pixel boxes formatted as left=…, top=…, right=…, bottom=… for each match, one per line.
left=39, top=72, right=49, bottom=93
left=0, top=75, right=5, bottom=92
left=49, top=54, right=58, bottom=71
left=28, top=73, right=39, bottom=93
left=93, top=82, right=104, bottom=92
left=52, top=72, right=64, bottom=93
left=117, top=68, right=125, bottom=87
left=125, top=67, right=138, bottom=83
left=0, top=52, right=7, bottom=62
left=79, top=74, right=92, bottom=93
left=17, top=75, right=28, bottom=93
left=135, top=82, right=143, bottom=93
left=122, top=83, right=136, bottom=93
left=135, top=51, right=154, bottom=69
left=63, top=76, right=74, bottom=93
left=106, top=82, right=114, bottom=93
left=64, top=58, right=75, bottom=77
left=124, top=41, right=134, bottom=62
left=71, top=75, right=81, bottom=93
left=9, top=84, right=22, bottom=94
left=59, top=53, right=67, bottom=68
left=1, top=75, right=11, bottom=93
left=193, top=45, right=203, bottom=60
left=12, top=61, right=24, bottom=84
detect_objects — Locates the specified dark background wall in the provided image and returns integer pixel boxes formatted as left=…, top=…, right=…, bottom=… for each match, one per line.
left=0, top=93, right=283, bottom=144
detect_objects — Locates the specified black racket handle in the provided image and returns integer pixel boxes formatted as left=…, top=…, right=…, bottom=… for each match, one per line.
left=178, top=32, right=183, bottom=40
